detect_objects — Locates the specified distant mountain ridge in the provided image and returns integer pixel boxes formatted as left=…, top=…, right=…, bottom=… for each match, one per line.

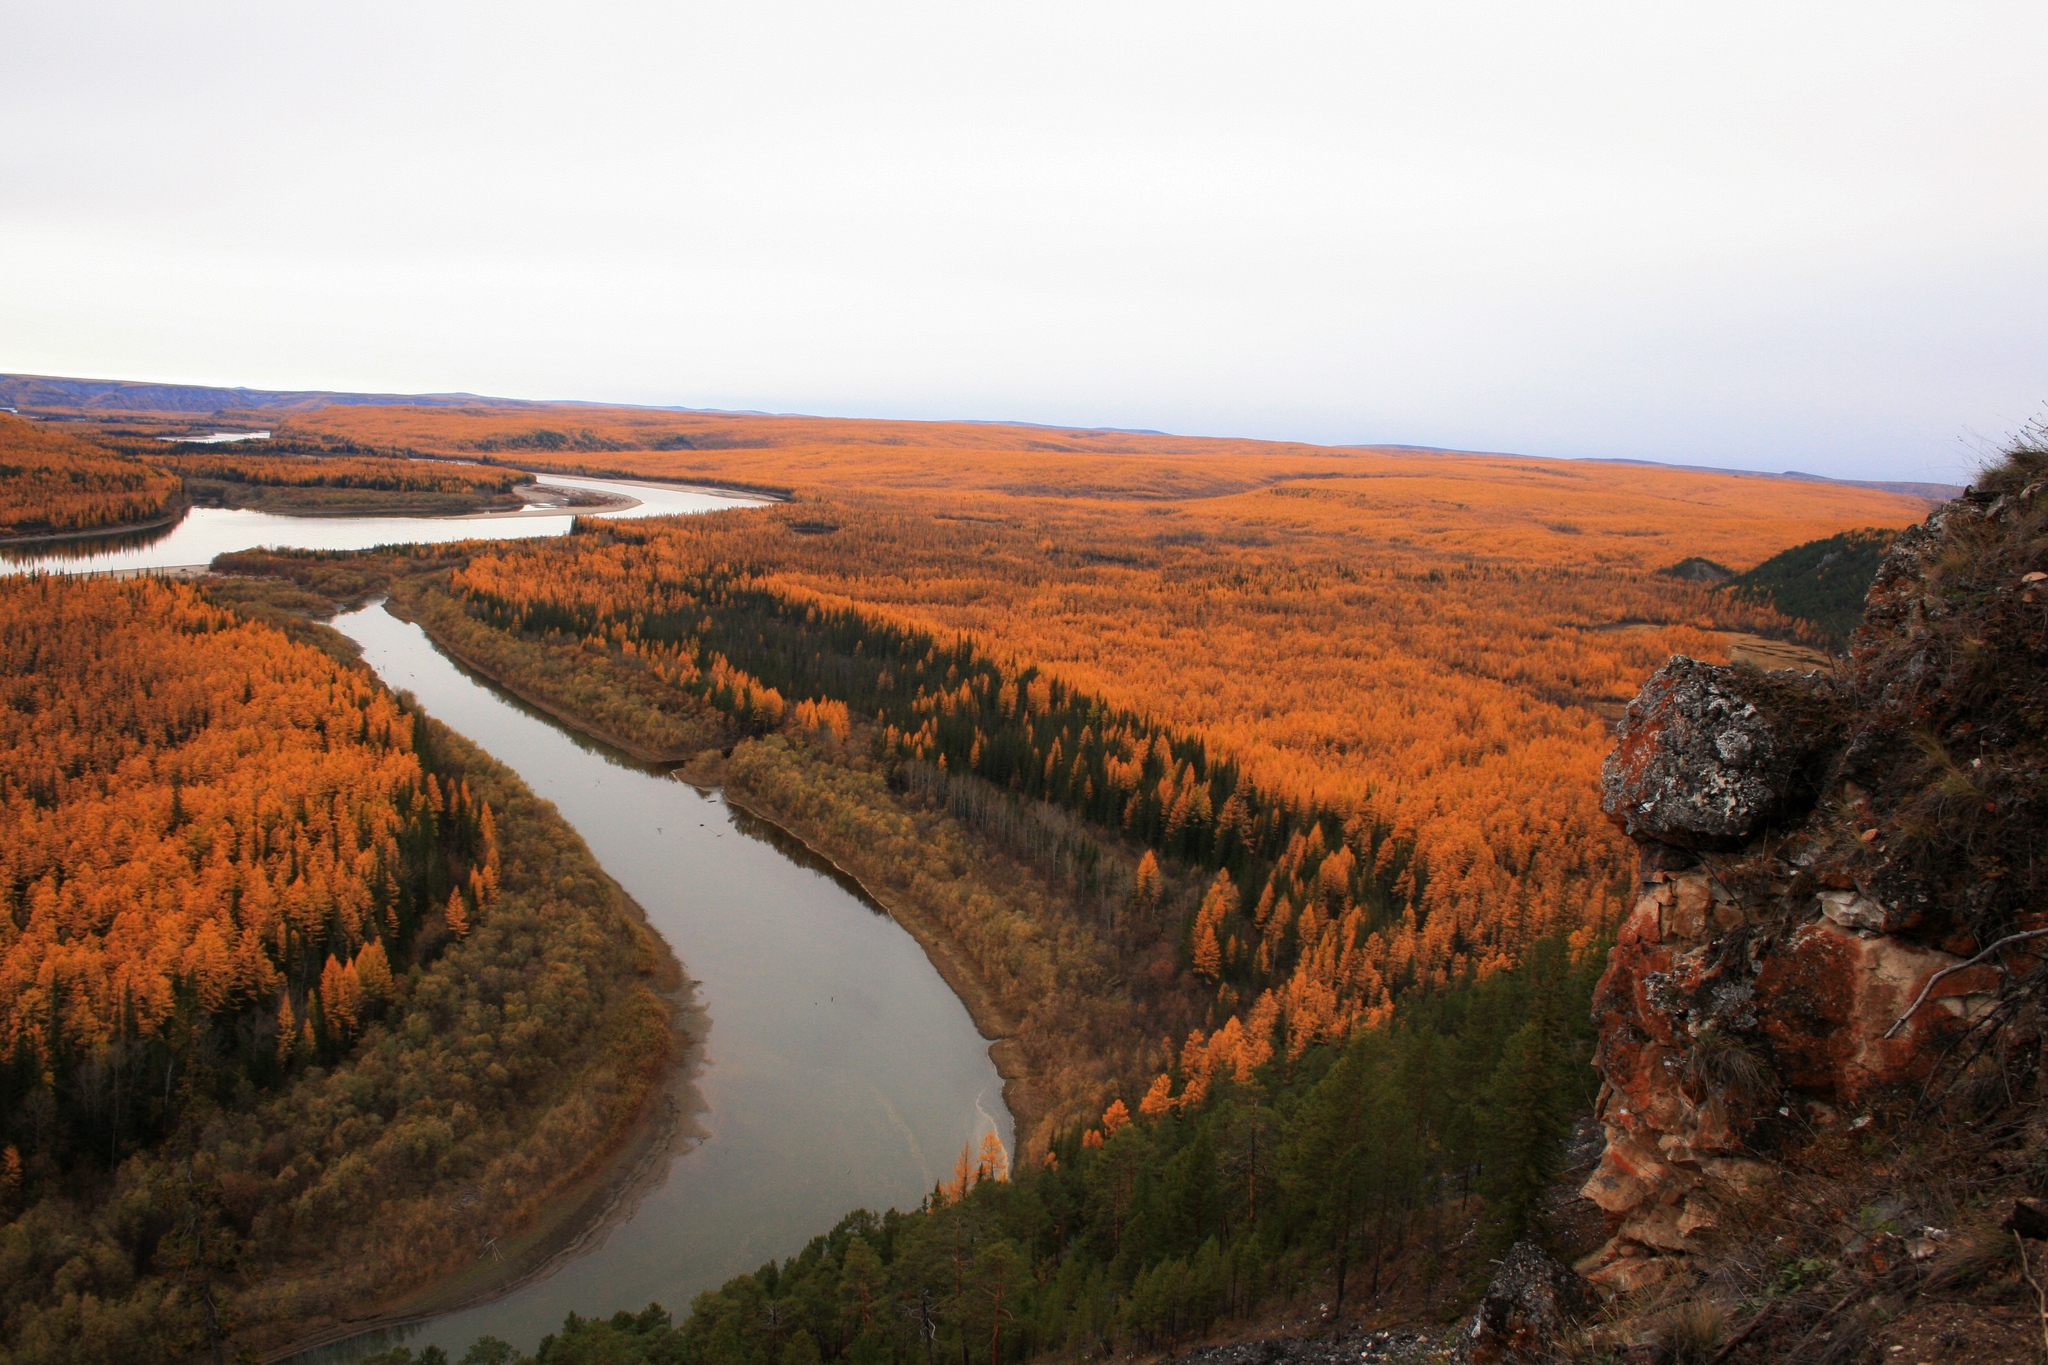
left=1585, top=455, right=1962, bottom=501
left=0, top=372, right=526, bottom=414
left=0, top=371, right=1965, bottom=497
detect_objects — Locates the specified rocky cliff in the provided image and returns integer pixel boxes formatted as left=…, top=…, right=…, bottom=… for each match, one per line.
left=1578, top=452, right=2047, bottom=1295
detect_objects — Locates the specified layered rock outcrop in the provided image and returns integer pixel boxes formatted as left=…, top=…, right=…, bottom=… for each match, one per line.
left=1578, top=464, right=2048, bottom=1295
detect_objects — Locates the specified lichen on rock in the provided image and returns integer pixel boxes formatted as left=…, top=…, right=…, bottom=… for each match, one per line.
left=1453, top=1240, right=1591, bottom=1364
left=1599, top=655, right=1833, bottom=850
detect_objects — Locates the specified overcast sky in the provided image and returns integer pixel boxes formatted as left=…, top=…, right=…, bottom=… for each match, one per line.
left=3, top=3, right=2043, bottom=480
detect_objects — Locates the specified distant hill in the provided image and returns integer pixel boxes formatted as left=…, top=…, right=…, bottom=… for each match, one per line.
left=0, top=376, right=1972, bottom=502
left=1717, top=526, right=1899, bottom=647
left=1660, top=555, right=1733, bottom=584
left=1587, top=456, right=1962, bottom=502
left=0, top=373, right=525, bottom=415
left=1771, top=469, right=1967, bottom=501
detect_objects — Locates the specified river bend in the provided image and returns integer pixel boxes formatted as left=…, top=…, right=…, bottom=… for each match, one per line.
left=13, top=480, right=1014, bottom=1359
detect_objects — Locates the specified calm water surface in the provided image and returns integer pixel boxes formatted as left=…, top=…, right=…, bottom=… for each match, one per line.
left=1, top=473, right=760, bottom=575
left=298, top=604, right=1009, bottom=1359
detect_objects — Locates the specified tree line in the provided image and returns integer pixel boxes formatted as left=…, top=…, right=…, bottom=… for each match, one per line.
left=450, top=533, right=1628, bottom=1064
left=0, top=416, right=178, bottom=538
left=155, top=450, right=525, bottom=495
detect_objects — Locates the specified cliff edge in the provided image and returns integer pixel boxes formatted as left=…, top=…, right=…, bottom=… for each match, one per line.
left=1579, top=445, right=2047, bottom=1297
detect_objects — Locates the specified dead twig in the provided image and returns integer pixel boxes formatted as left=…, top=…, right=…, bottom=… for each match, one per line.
left=2018, top=1232, right=2048, bottom=1357
left=1883, top=928, right=2048, bottom=1040
left=1707, top=1301, right=1777, bottom=1364
left=1780, top=1288, right=1861, bottom=1364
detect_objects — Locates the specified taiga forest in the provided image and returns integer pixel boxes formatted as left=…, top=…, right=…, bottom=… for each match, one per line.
left=8, top=388, right=2040, bottom=1365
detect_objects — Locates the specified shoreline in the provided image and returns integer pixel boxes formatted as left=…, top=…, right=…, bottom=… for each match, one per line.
left=265, top=600, right=1033, bottom=1360
left=381, top=595, right=706, bottom=765
left=182, top=476, right=641, bottom=522
left=258, top=614, right=711, bottom=1364
left=0, top=494, right=190, bottom=549
left=482, top=463, right=795, bottom=504
left=711, top=777, right=1038, bottom=1150
left=2, top=469, right=771, bottom=568
left=262, top=834, right=710, bottom=1365
left=189, top=493, right=550, bottom=520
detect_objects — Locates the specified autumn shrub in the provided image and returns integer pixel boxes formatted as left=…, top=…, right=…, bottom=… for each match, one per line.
left=1651, top=1300, right=1728, bottom=1365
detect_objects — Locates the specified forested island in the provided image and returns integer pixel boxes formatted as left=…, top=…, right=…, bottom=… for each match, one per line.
left=0, top=413, right=541, bottom=543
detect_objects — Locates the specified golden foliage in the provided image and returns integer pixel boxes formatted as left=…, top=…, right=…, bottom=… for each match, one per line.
left=0, top=582, right=674, bottom=1357
left=0, top=414, right=178, bottom=537
left=279, top=402, right=1924, bottom=572
left=379, top=398, right=1928, bottom=1077
left=157, top=449, right=522, bottom=494
left=430, top=501, right=1745, bottom=1039
left=0, top=576, right=495, bottom=1074
left=286, top=403, right=1936, bottom=1088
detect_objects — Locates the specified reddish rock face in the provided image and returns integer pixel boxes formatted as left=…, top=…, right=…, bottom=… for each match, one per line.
left=1580, top=474, right=2044, bottom=1291
left=1579, top=862, right=1995, bottom=1282
left=1753, top=920, right=1990, bottom=1100
left=1583, top=740, right=1992, bottom=1282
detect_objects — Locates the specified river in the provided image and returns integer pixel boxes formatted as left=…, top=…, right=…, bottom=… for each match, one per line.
left=1, top=473, right=756, bottom=574
left=311, top=605, right=1010, bottom=1359
left=16, top=483, right=1013, bottom=1359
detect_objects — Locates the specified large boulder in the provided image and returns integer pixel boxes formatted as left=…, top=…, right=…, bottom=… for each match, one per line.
left=1599, top=656, right=1829, bottom=850
left=1453, top=1241, right=1591, bottom=1364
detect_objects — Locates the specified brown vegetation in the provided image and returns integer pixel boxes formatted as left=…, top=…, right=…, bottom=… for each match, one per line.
left=717, top=731, right=1207, bottom=1149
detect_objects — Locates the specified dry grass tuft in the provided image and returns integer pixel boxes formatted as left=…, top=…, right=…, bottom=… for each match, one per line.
left=1652, top=1299, right=1728, bottom=1364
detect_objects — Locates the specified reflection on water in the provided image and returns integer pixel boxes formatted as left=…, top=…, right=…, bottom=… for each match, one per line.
left=161, top=429, right=272, bottom=444
left=2, top=474, right=765, bottom=576
left=9, top=515, right=194, bottom=563
left=726, top=801, right=894, bottom=919
left=289, top=605, right=1010, bottom=1362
